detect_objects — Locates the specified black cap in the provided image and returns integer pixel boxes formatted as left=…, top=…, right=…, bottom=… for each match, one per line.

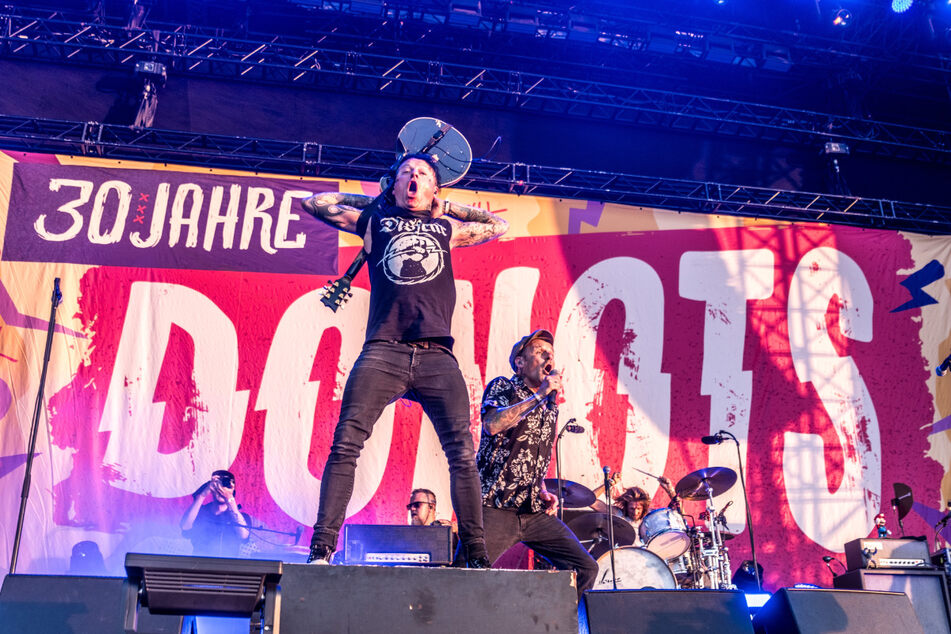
left=509, top=329, right=555, bottom=372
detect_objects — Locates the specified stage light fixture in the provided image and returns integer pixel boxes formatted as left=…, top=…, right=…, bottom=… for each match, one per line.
left=832, top=8, right=852, bottom=27
left=891, top=0, right=914, bottom=13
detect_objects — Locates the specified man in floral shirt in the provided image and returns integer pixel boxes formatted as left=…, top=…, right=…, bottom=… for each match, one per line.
left=477, top=329, right=598, bottom=597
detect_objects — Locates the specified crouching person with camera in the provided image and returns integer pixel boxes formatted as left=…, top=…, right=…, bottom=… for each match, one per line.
left=180, top=469, right=251, bottom=557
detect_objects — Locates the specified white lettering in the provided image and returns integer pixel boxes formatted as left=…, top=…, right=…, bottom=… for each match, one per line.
left=258, top=286, right=392, bottom=525
left=556, top=257, right=671, bottom=496
left=168, top=184, right=204, bottom=248
left=35, top=179, right=92, bottom=241
left=98, top=282, right=249, bottom=497
left=785, top=246, right=880, bottom=550
left=240, top=187, right=277, bottom=254
left=680, top=249, right=774, bottom=531
left=88, top=180, right=132, bottom=245
left=275, top=190, right=310, bottom=249
left=130, top=183, right=170, bottom=248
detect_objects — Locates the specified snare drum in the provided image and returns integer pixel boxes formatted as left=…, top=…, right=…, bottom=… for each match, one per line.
left=593, top=546, right=676, bottom=590
left=639, top=508, right=690, bottom=559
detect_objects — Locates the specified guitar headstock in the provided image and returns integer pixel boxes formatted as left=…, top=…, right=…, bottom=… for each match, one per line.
left=320, top=277, right=354, bottom=312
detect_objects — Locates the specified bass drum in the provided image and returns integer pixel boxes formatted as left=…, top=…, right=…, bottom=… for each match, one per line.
left=593, top=547, right=676, bottom=590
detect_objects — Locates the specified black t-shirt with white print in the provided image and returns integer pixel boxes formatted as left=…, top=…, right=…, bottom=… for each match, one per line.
left=363, top=202, right=456, bottom=346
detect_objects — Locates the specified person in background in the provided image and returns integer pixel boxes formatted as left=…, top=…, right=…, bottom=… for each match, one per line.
left=407, top=488, right=453, bottom=527
left=180, top=469, right=251, bottom=557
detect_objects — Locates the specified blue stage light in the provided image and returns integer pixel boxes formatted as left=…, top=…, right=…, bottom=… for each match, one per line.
left=892, top=0, right=914, bottom=13
left=744, top=592, right=772, bottom=608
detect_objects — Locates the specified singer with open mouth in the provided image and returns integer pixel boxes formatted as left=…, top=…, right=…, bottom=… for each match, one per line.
left=300, top=153, right=506, bottom=567
left=476, top=329, right=598, bottom=598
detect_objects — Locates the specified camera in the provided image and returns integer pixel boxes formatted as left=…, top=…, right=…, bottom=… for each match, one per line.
left=212, top=470, right=235, bottom=489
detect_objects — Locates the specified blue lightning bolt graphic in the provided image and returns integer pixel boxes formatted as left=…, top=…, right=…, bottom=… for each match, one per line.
left=891, top=259, right=944, bottom=313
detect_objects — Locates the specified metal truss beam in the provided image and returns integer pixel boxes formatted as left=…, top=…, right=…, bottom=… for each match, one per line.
left=2, top=12, right=950, bottom=164
left=290, top=1, right=951, bottom=84
left=1, top=114, right=948, bottom=236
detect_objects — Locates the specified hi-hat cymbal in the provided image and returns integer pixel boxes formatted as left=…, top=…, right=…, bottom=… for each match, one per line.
left=544, top=479, right=596, bottom=509
left=675, top=467, right=737, bottom=500
left=567, top=512, right=637, bottom=552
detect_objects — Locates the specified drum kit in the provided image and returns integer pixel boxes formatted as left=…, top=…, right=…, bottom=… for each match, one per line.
left=555, top=466, right=740, bottom=591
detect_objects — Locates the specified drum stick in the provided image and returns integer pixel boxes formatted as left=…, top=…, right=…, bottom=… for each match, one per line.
left=632, top=466, right=662, bottom=480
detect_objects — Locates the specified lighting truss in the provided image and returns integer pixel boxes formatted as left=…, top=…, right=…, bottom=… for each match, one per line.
left=1, top=114, right=948, bottom=235
left=2, top=11, right=950, bottom=164
left=297, top=1, right=951, bottom=85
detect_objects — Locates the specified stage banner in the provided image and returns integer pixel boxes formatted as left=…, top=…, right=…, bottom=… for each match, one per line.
left=0, top=149, right=949, bottom=591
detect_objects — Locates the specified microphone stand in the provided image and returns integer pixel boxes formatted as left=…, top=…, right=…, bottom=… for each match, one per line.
left=719, top=430, right=761, bottom=592
left=603, top=467, right=617, bottom=590
left=554, top=418, right=575, bottom=523
left=9, top=278, right=62, bottom=574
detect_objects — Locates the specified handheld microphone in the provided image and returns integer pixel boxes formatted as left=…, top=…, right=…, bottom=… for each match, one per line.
left=544, top=365, right=559, bottom=406
left=701, top=432, right=724, bottom=445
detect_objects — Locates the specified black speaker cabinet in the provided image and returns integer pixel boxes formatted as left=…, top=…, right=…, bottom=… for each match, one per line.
left=343, top=523, right=452, bottom=565
left=0, top=574, right=182, bottom=633
left=278, top=563, right=577, bottom=633
left=579, top=589, right=754, bottom=634
left=752, top=587, right=925, bottom=634
left=833, top=568, right=951, bottom=634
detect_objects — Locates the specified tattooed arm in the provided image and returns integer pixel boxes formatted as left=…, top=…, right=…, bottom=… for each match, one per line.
left=482, top=395, right=544, bottom=436
left=433, top=199, right=509, bottom=248
left=301, top=192, right=375, bottom=234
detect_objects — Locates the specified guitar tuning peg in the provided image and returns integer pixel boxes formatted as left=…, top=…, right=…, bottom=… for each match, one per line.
left=346, top=292, right=353, bottom=298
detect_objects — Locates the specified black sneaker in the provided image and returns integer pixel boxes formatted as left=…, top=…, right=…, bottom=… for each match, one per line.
left=466, top=555, right=491, bottom=569
left=307, top=544, right=333, bottom=565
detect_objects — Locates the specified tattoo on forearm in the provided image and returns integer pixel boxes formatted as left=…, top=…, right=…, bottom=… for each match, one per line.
left=484, top=396, right=540, bottom=435
left=445, top=202, right=497, bottom=223
left=446, top=202, right=509, bottom=247
left=301, top=192, right=372, bottom=232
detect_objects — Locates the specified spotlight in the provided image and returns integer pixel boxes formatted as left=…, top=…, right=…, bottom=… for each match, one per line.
left=891, top=0, right=914, bottom=13
left=832, top=8, right=852, bottom=27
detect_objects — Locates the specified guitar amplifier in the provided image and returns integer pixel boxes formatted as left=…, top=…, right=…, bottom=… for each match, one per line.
left=844, top=538, right=932, bottom=571
left=344, top=524, right=453, bottom=566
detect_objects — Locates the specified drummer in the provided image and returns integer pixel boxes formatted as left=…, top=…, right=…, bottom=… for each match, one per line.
left=590, top=474, right=682, bottom=545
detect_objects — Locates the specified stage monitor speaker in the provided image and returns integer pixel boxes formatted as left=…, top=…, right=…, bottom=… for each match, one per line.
left=343, top=523, right=452, bottom=565
left=843, top=537, right=931, bottom=570
left=752, top=587, right=925, bottom=634
left=579, top=589, right=754, bottom=634
left=833, top=568, right=951, bottom=634
left=278, top=563, right=577, bottom=633
left=0, top=574, right=182, bottom=633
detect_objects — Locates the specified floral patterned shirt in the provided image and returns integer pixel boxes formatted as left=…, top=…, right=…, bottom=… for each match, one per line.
left=477, top=374, right=559, bottom=512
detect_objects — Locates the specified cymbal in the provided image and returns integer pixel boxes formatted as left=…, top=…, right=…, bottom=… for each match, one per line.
left=544, top=479, right=596, bottom=509
left=675, top=467, right=737, bottom=500
left=567, top=512, right=637, bottom=551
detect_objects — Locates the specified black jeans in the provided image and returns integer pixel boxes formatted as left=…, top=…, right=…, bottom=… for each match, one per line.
left=312, top=341, right=485, bottom=555
left=483, top=505, right=598, bottom=598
